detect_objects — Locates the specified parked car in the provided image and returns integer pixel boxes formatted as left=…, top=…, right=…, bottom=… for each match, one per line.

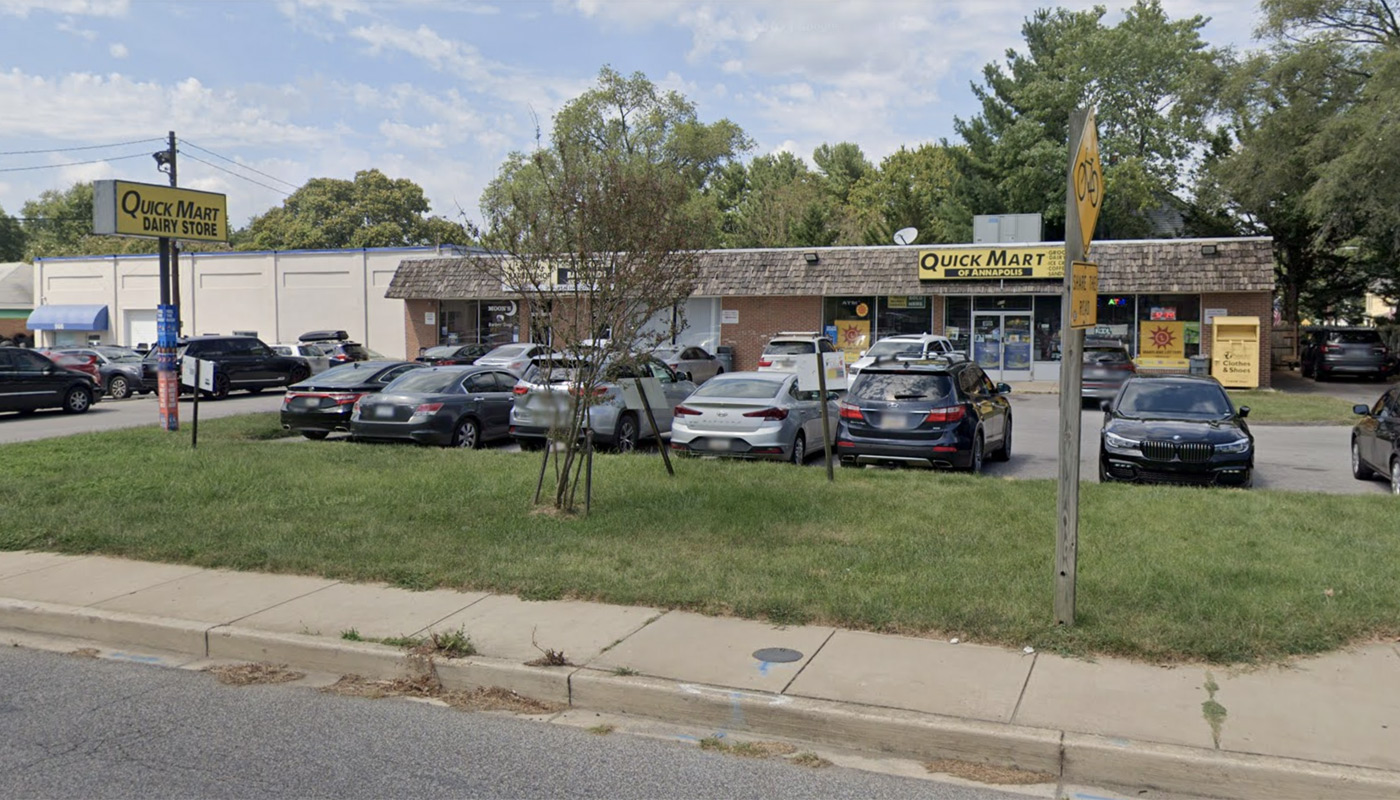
left=55, top=345, right=148, bottom=399
left=1350, top=387, right=1399, bottom=494
left=298, top=330, right=370, bottom=364
left=756, top=331, right=848, bottom=391
left=1098, top=375, right=1253, bottom=487
left=37, top=349, right=103, bottom=388
left=1081, top=343, right=1137, bottom=402
left=510, top=355, right=697, bottom=452
left=416, top=343, right=492, bottom=366
left=271, top=342, right=332, bottom=375
left=349, top=365, right=518, bottom=448
left=1301, top=327, right=1396, bottom=381
left=280, top=360, right=426, bottom=440
left=0, top=346, right=98, bottom=415
left=653, top=344, right=724, bottom=384
left=475, top=342, right=557, bottom=375
left=141, top=335, right=310, bottom=399
left=835, top=357, right=1011, bottom=472
left=849, top=334, right=960, bottom=377
left=669, top=371, right=837, bottom=463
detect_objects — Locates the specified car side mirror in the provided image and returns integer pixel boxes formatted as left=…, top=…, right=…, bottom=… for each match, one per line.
left=1099, top=400, right=1111, bottom=412
left=827, top=391, right=840, bottom=401
left=859, top=350, right=867, bottom=357
left=995, top=383, right=1012, bottom=394
left=1352, top=404, right=1369, bottom=416
left=1238, top=406, right=1250, bottom=418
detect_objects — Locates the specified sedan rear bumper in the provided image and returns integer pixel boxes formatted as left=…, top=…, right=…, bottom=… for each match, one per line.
left=348, top=418, right=453, bottom=446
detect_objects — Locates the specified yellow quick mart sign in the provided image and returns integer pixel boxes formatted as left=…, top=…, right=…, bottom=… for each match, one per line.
left=93, top=180, right=228, bottom=242
left=918, top=246, right=1065, bottom=280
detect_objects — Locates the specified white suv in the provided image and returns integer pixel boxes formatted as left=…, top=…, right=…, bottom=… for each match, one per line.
left=849, top=334, right=962, bottom=377
left=757, top=331, right=848, bottom=391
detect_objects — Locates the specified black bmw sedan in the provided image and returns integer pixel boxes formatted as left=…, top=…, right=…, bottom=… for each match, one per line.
left=280, top=360, right=426, bottom=440
left=348, top=365, right=518, bottom=448
left=1098, top=375, right=1253, bottom=487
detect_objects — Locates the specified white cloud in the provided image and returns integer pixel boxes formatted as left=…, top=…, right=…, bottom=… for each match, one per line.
left=379, top=120, right=445, bottom=150
left=108, top=42, right=128, bottom=59
left=0, top=0, right=128, bottom=17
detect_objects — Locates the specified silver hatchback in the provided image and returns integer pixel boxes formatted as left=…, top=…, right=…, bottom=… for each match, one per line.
left=510, top=356, right=696, bottom=451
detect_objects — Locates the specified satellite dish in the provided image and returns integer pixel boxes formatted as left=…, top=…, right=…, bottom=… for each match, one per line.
left=893, top=227, right=918, bottom=245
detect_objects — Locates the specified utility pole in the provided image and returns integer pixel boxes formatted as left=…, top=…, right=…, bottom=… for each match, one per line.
left=154, top=131, right=180, bottom=431
left=165, top=131, right=180, bottom=336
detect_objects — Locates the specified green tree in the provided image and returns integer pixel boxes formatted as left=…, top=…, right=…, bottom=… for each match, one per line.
left=0, top=205, right=24, bottom=261
left=847, top=144, right=968, bottom=245
left=714, top=151, right=836, bottom=248
left=239, top=169, right=474, bottom=250
left=20, top=183, right=159, bottom=260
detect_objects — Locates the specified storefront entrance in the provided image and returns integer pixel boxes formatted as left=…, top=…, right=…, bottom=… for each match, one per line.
left=972, top=313, right=1034, bottom=382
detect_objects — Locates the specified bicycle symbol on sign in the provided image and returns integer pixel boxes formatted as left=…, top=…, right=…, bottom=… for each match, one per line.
left=1075, top=153, right=1100, bottom=211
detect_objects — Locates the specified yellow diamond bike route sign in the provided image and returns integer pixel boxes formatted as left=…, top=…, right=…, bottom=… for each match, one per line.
left=1070, top=261, right=1099, bottom=330
left=1072, top=110, right=1102, bottom=255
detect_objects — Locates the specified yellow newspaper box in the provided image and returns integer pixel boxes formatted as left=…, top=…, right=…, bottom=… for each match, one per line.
left=1211, top=316, right=1260, bottom=388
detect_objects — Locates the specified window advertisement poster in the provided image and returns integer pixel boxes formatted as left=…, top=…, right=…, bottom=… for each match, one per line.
left=836, top=319, right=869, bottom=364
left=1138, top=320, right=1188, bottom=367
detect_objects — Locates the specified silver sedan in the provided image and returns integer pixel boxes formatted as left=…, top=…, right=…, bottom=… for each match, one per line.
left=669, top=371, right=838, bottom=463
left=653, top=345, right=724, bottom=384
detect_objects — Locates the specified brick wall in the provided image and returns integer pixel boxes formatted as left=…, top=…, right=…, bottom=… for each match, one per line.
left=404, top=299, right=437, bottom=358
left=719, top=296, right=822, bottom=371
left=1201, top=291, right=1272, bottom=389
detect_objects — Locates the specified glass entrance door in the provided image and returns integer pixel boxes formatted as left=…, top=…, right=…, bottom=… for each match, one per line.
left=973, top=313, right=1034, bottom=381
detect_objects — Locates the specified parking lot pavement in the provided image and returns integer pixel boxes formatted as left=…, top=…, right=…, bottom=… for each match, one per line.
left=1270, top=368, right=1396, bottom=406
left=0, top=392, right=284, bottom=445
left=981, top=393, right=1392, bottom=494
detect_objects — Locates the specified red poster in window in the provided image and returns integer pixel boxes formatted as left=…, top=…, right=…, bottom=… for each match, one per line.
left=1150, top=307, right=1177, bottom=321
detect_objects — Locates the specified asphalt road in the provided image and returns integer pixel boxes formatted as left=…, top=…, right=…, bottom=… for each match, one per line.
left=0, top=646, right=1029, bottom=800
left=0, top=391, right=284, bottom=444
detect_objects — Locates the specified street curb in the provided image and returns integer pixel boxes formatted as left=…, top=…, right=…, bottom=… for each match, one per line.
left=4, top=601, right=1399, bottom=799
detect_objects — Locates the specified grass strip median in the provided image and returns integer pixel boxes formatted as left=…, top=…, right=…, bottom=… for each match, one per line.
left=3, top=413, right=1396, bottom=665
left=1226, top=390, right=1368, bottom=424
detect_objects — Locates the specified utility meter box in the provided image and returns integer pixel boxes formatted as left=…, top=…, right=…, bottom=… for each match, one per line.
left=1211, top=316, right=1260, bottom=389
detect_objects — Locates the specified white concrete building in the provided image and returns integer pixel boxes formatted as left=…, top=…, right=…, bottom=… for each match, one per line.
left=31, top=246, right=469, bottom=357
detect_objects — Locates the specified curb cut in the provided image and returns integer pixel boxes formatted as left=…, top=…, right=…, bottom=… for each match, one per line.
left=4, top=600, right=1399, bottom=800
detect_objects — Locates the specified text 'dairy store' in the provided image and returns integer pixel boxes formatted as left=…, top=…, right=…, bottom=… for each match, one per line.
left=387, top=236, right=1275, bottom=388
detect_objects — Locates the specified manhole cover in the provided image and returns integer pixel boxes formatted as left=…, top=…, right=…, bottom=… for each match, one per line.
left=752, top=647, right=804, bottom=663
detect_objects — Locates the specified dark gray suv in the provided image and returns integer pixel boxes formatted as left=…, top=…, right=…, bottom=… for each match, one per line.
left=141, top=336, right=310, bottom=399
left=1301, top=327, right=1396, bottom=381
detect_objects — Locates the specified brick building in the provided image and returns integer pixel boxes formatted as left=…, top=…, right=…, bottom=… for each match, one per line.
left=386, top=236, right=1276, bottom=388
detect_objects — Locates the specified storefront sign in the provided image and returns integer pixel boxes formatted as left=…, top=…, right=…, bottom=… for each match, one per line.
left=722, top=309, right=739, bottom=324
left=93, top=180, right=228, bottom=242
left=424, top=311, right=436, bottom=326
left=918, top=246, right=1065, bottom=280
left=886, top=296, right=926, bottom=309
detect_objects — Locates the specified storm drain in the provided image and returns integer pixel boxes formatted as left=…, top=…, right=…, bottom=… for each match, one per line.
left=752, top=647, right=804, bottom=664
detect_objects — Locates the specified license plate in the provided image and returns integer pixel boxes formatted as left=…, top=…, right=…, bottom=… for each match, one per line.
left=375, top=405, right=395, bottom=418
left=292, top=396, right=318, bottom=408
left=705, top=438, right=740, bottom=451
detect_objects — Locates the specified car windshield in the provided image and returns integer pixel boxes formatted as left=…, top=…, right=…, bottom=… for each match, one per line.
left=691, top=376, right=784, bottom=399
left=93, top=347, right=142, bottom=363
left=1117, top=381, right=1233, bottom=418
left=272, top=346, right=293, bottom=355
left=422, top=346, right=460, bottom=357
left=1084, top=348, right=1130, bottom=364
left=764, top=341, right=816, bottom=355
left=382, top=370, right=462, bottom=393
left=305, top=363, right=397, bottom=386
left=484, top=344, right=531, bottom=359
left=865, top=340, right=922, bottom=357
left=850, top=373, right=954, bottom=402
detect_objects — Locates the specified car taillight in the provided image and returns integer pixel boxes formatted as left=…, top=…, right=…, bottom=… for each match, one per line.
left=674, top=405, right=702, bottom=416
left=1111, top=362, right=1135, bottom=371
left=757, top=358, right=773, bottom=367
left=512, top=385, right=530, bottom=395
left=838, top=402, right=864, bottom=420
left=332, top=354, right=351, bottom=362
left=743, top=407, right=788, bottom=421
left=925, top=406, right=966, bottom=423
left=327, top=393, right=361, bottom=406
left=413, top=402, right=444, bottom=415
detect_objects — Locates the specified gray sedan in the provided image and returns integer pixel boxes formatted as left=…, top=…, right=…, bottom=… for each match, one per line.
left=654, top=345, right=724, bottom=384
left=669, top=371, right=837, bottom=464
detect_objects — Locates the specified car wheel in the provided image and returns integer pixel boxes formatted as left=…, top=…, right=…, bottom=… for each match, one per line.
left=1238, top=469, right=1253, bottom=489
left=1098, top=459, right=1113, bottom=483
left=1352, top=439, right=1376, bottom=480
left=300, top=430, right=329, bottom=441
left=289, top=365, right=310, bottom=384
left=1301, top=360, right=1313, bottom=379
left=966, top=432, right=984, bottom=474
left=452, top=418, right=481, bottom=449
left=991, top=417, right=1012, bottom=462
left=789, top=432, right=807, bottom=465
left=61, top=386, right=92, bottom=414
left=107, top=375, right=131, bottom=400
left=614, top=413, right=639, bottom=453
left=210, top=373, right=231, bottom=400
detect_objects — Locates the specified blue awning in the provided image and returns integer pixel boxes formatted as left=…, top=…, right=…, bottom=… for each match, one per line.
left=26, top=304, right=110, bottom=331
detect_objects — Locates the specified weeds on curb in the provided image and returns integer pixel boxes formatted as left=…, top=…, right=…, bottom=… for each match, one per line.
left=586, top=724, right=616, bottom=735
left=524, top=627, right=571, bottom=667
left=426, top=627, right=476, bottom=658
left=340, top=628, right=363, bottom=641
left=611, top=666, right=638, bottom=676
left=205, top=662, right=306, bottom=686
left=924, top=758, right=1056, bottom=785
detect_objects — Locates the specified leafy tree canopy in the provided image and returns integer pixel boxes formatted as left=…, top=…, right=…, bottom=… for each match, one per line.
left=19, top=183, right=159, bottom=260
left=0, top=205, right=24, bottom=262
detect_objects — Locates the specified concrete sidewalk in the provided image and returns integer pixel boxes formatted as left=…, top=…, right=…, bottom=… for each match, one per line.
left=1, top=550, right=1396, bottom=799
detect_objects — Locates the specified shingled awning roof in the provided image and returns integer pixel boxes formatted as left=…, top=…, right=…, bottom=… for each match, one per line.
left=386, top=237, right=1274, bottom=300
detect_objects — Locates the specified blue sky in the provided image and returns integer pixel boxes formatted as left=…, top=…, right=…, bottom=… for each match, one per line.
left=0, top=0, right=1263, bottom=231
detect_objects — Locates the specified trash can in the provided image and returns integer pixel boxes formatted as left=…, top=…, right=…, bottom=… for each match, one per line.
left=1189, top=355, right=1210, bottom=376
left=715, top=345, right=735, bottom=373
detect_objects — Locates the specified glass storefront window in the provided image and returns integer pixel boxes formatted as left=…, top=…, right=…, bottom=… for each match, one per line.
left=823, top=296, right=875, bottom=364
left=439, top=300, right=521, bottom=346
left=973, top=295, right=1033, bottom=312
left=1136, top=294, right=1201, bottom=358
left=944, top=296, right=972, bottom=356
left=875, top=295, right=932, bottom=340
left=1034, top=295, right=1061, bottom=362
left=1095, top=294, right=1137, bottom=351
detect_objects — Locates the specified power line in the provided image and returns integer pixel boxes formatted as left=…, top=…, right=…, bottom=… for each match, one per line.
left=180, top=139, right=301, bottom=190
left=0, top=152, right=153, bottom=173
left=180, top=152, right=292, bottom=196
left=0, top=138, right=165, bottom=157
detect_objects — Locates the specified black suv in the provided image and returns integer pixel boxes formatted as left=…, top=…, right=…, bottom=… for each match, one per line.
left=299, top=330, right=370, bottom=365
left=1301, top=327, right=1396, bottom=381
left=1, top=346, right=99, bottom=415
left=835, top=357, right=1012, bottom=472
left=141, top=336, right=310, bottom=399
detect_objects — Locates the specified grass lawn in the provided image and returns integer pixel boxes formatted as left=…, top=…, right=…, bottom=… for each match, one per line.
left=3, top=413, right=1396, bottom=665
left=1228, top=389, right=1370, bottom=424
